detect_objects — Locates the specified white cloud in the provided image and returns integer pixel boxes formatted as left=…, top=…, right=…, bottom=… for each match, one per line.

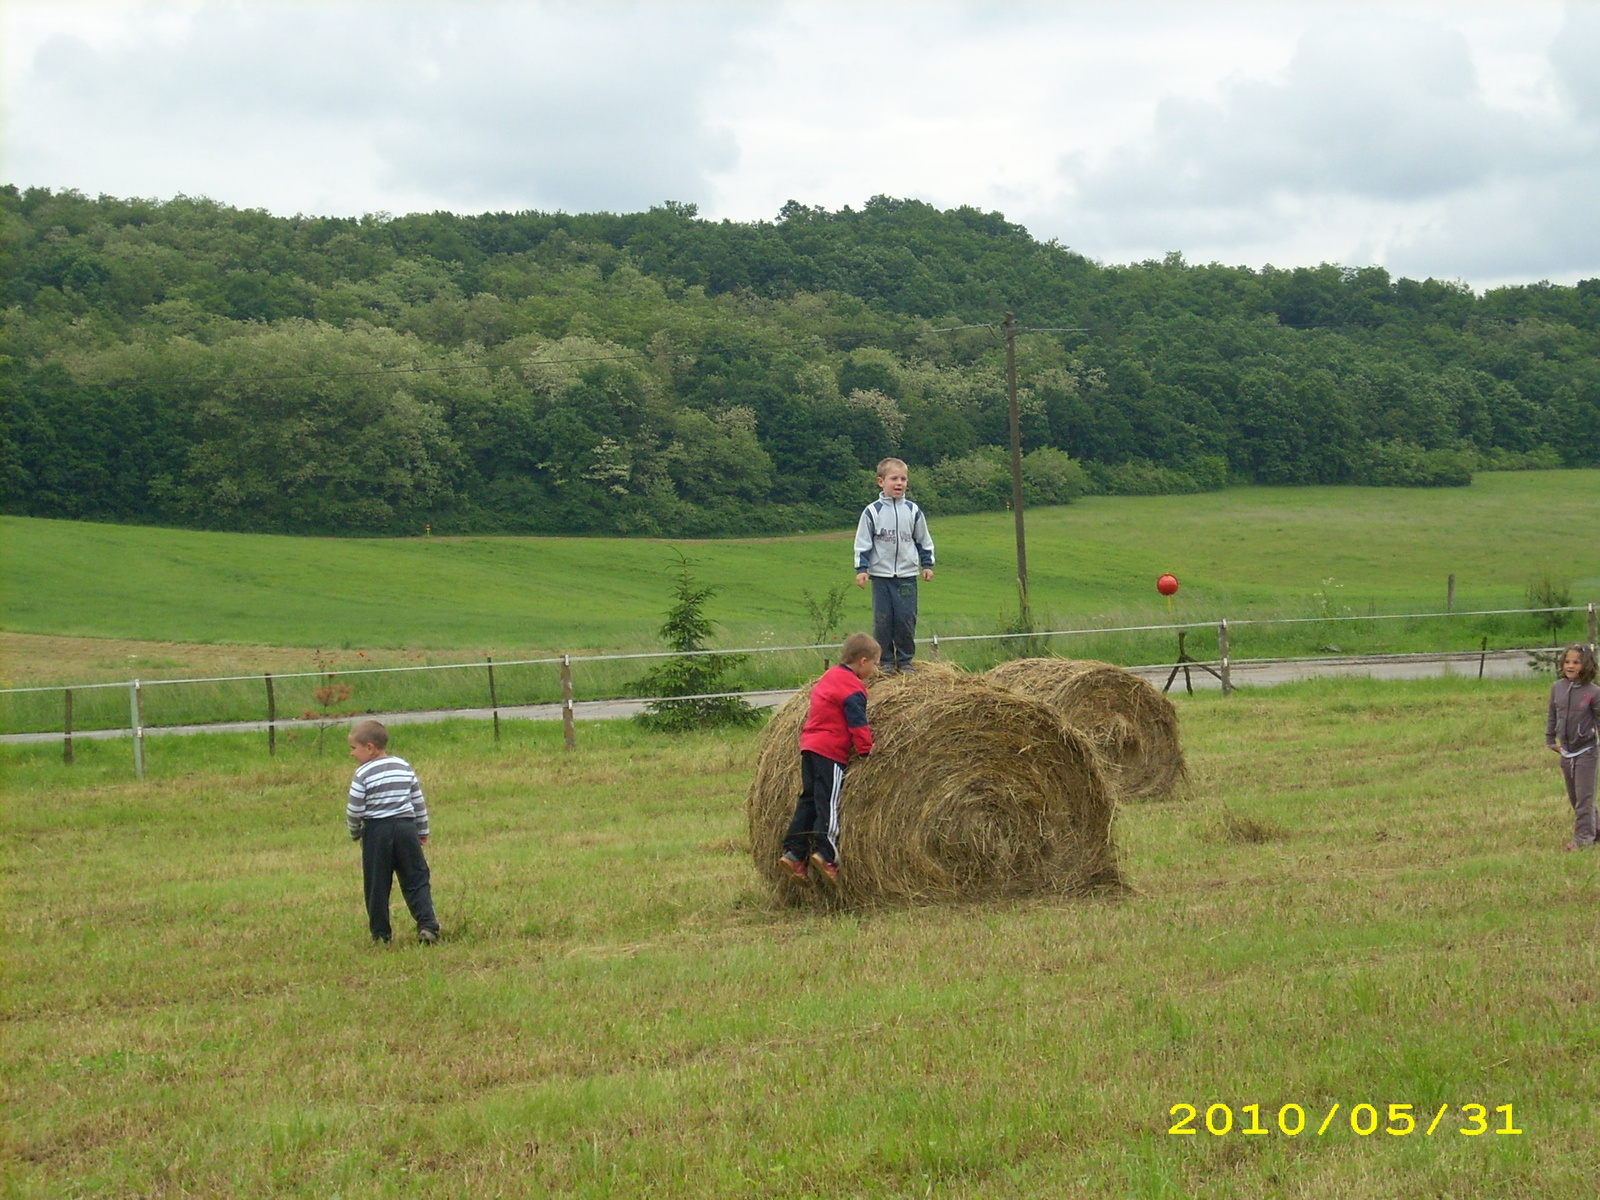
left=4, top=1, right=751, bottom=215
left=1, top=0, right=1594, bottom=285
left=1073, top=22, right=1533, bottom=207
left=1019, top=3, right=1598, bottom=284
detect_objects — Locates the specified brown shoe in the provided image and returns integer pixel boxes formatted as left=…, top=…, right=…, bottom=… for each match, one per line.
left=809, top=854, right=839, bottom=884
left=778, top=853, right=810, bottom=885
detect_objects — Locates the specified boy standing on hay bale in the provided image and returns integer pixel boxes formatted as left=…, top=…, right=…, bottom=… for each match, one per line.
left=779, top=632, right=879, bottom=885
left=855, top=457, right=935, bottom=674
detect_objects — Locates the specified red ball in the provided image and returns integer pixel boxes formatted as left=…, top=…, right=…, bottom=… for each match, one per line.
left=1156, top=573, right=1180, bottom=596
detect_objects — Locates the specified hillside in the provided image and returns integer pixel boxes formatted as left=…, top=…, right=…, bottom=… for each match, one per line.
left=3, top=187, right=1598, bottom=536
left=5, top=472, right=1596, bottom=656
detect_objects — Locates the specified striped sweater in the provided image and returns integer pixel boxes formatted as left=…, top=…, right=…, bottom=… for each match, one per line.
left=347, top=755, right=430, bottom=839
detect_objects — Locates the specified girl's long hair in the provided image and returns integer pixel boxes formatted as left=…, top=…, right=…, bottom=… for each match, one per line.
left=1561, top=643, right=1598, bottom=685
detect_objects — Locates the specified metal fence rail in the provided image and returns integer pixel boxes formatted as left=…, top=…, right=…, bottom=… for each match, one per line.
left=4, top=604, right=1593, bottom=777
left=3, top=605, right=1591, bottom=697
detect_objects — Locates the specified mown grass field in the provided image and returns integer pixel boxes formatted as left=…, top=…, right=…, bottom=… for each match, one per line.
left=4, top=471, right=1598, bottom=734
left=4, top=675, right=1597, bottom=1197
left=5, top=472, right=1599, bottom=661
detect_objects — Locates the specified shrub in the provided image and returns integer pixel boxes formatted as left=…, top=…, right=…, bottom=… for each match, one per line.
left=1086, top=457, right=1222, bottom=496
left=917, top=447, right=1088, bottom=514
left=1353, top=440, right=1473, bottom=487
left=1476, top=445, right=1562, bottom=472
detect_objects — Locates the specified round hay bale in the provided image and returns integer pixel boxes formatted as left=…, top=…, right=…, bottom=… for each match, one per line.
left=985, top=658, right=1187, bottom=801
left=746, top=668, right=1121, bottom=908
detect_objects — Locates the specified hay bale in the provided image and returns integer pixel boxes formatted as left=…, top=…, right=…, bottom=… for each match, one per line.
left=746, top=668, right=1120, bottom=907
left=985, top=658, right=1187, bottom=801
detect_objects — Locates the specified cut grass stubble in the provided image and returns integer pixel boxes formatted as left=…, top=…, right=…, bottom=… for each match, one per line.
left=2, top=675, right=1597, bottom=1197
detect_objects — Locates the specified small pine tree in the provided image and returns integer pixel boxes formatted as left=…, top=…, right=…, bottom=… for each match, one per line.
left=634, top=552, right=761, bottom=731
left=802, top=583, right=849, bottom=671
left=1527, top=570, right=1575, bottom=646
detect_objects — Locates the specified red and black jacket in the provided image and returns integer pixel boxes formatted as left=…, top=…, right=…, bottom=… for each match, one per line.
left=799, top=665, right=873, bottom=765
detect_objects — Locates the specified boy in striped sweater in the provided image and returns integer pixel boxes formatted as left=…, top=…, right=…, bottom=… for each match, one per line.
left=347, top=720, right=441, bottom=944
left=778, top=632, right=879, bottom=886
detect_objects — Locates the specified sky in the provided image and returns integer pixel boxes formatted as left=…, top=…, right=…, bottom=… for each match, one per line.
left=3, top=0, right=1597, bottom=288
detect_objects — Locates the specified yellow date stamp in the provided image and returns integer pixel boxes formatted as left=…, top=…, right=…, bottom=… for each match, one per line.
left=1168, top=1102, right=1522, bottom=1138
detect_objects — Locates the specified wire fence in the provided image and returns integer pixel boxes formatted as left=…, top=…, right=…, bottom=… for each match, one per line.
left=4, top=603, right=1594, bottom=777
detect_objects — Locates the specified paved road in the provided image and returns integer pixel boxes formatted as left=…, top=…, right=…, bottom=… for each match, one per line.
left=1127, top=647, right=1536, bottom=693
left=1, top=650, right=1541, bottom=746
left=0, top=690, right=802, bottom=745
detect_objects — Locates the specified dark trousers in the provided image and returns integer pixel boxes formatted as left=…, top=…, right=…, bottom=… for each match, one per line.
left=872, top=575, right=919, bottom=670
left=360, top=817, right=439, bottom=941
left=782, top=750, right=845, bottom=865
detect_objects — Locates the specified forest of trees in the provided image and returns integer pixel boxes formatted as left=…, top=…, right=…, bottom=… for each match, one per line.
left=2, top=185, right=1597, bottom=536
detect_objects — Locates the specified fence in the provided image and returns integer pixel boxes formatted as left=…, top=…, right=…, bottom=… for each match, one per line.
left=4, top=604, right=1595, bottom=778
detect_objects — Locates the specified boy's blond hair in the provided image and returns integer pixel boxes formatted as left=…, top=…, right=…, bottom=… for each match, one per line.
left=348, top=719, right=390, bottom=750
left=839, top=632, right=881, bottom=665
left=875, top=457, right=908, bottom=478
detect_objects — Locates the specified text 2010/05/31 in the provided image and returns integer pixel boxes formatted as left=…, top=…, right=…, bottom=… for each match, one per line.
left=1169, top=1102, right=1522, bottom=1138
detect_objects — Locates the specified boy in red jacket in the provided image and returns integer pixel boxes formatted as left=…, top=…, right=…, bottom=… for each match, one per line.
left=779, top=632, right=879, bottom=886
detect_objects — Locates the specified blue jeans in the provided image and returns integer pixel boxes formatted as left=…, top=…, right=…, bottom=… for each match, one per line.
left=871, top=575, right=919, bottom=670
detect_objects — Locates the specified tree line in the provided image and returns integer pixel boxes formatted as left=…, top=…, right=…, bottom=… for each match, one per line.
left=2, top=186, right=1596, bottom=535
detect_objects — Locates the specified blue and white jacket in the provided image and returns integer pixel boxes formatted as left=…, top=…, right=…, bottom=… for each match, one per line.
left=854, top=494, right=935, bottom=578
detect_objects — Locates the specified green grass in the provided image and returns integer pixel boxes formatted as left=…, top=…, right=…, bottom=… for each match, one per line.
left=6, top=472, right=1600, bottom=653
left=4, top=676, right=1597, bottom=1197
left=5, top=471, right=1597, bottom=733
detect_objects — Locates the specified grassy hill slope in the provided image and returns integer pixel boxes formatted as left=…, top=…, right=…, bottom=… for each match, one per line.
left=5, top=472, right=1597, bottom=653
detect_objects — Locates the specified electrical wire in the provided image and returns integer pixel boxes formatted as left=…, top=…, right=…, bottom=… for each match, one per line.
left=31, top=335, right=838, bottom=390
left=1, top=605, right=1582, bottom=696
left=29, top=315, right=1097, bottom=391
left=73, top=350, right=649, bottom=387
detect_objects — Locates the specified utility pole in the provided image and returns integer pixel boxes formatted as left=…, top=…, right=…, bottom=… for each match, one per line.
left=933, top=312, right=1087, bottom=634
left=1003, top=311, right=1031, bottom=630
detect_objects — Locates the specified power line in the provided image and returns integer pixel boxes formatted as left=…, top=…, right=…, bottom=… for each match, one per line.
left=928, top=322, right=1091, bottom=334
left=29, top=335, right=829, bottom=390
left=76, top=350, right=650, bottom=387
left=27, top=319, right=1099, bottom=392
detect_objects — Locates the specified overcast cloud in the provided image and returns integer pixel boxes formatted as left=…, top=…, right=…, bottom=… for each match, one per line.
left=2, top=0, right=1595, bottom=287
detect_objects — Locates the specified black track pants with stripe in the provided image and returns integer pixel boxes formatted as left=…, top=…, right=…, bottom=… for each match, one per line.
left=360, top=816, right=439, bottom=941
left=783, top=750, right=845, bottom=865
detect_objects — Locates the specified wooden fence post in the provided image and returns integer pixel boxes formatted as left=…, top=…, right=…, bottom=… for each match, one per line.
left=1447, top=573, right=1456, bottom=612
left=930, top=634, right=939, bottom=662
left=1588, top=603, right=1596, bottom=653
left=1218, top=620, right=1233, bottom=697
left=129, top=680, right=145, bottom=779
left=486, top=656, right=501, bottom=743
left=265, top=673, right=276, bottom=756
left=560, top=655, right=576, bottom=752
left=63, top=688, right=74, bottom=766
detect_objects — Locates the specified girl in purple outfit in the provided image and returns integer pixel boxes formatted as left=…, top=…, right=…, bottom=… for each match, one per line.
left=1546, top=643, right=1600, bottom=850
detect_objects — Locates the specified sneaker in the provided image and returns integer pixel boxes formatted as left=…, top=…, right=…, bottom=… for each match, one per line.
left=809, top=854, right=839, bottom=884
left=418, top=928, right=440, bottom=944
left=778, top=853, right=810, bottom=884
